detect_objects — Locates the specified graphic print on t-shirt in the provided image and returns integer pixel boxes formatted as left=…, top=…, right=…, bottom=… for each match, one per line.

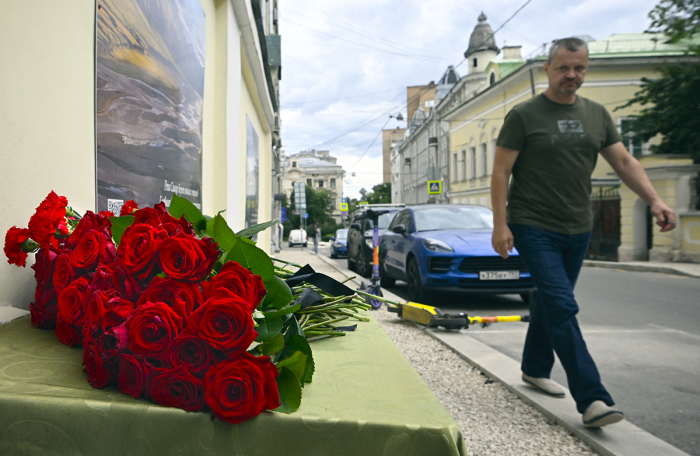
left=557, top=120, right=584, bottom=133
left=552, top=119, right=588, bottom=147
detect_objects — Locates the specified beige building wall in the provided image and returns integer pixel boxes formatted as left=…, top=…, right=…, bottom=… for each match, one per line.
left=382, top=128, right=406, bottom=184
left=0, top=0, right=275, bottom=318
left=407, top=84, right=436, bottom=124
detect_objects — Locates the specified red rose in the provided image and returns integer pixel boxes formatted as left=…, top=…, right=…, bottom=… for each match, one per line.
left=137, top=276, right=203, bottom=320
left=56, top=277, right=90, bottom=345
left=204, top=353, right=280, bottom=424
left=150, top=366, right=206, bottom=412
left=203, top=261, right=267, bottom=312
left=182, top=296, right=256, bottom=356
left=30, top=286, right=57, bottom=329
left=67, top=211, right=112, bottom=248
left=97, top=325, right=128, bottom=362
left=116, top=223, right=167, bottom=281
left=55, top=314, right=82, bottom=347
left=90, top=260, right=141, bottom=301
left=165, top=335, right=216, bottom=377
left=86, top=290, right=135, bottom=332
left=158, top=234, right=220, bottom=283
left=52, top=253, right=76, bottom=293
left=4, top=226, right=31, bottom=267
left=118, top=354, right=150, bottom=398
left=32, top=247, right=60, bottom=286
left=133, top=202, right=194, bottom=236
left=120, top=200, right=139, bottom=216
left=83, top=339, right=117, bottom=389
left=28, top=191, right=69, bottom=249
left=126, top=302, right=184, bottom=358
left=69, top=229, right=116, bottom=271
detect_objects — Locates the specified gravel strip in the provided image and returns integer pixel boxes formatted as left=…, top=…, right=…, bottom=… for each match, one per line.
left=274, top=250, right=597, bottom=456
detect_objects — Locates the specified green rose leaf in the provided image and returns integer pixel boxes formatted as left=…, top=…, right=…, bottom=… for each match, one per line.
left=260, top=333, right=285, bottom=356
left=109, top=215, right=135, bottom=246
left=260, top=276, right=293, bottom=310
left=263, top=302, right=300, bottom=318
left=275, top=367, right=302, bottom=414
left=225, top=237, right=274, bottom=282
left=283, top=315, right=305, bottom=341
left=236, top=220, right=279, bottom=239
left=168, top=194, right=207, bottom=234
left=285, top=334, right=314, bottom=384
left=254, top=314, right=283, bottom=342
left=206, top=214, right=237, bottom=251
left=276, top=350, right=307, bottom=381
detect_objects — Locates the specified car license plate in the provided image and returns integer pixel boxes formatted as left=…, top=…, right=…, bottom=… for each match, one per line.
left=479, top=270, right=519, bottom=280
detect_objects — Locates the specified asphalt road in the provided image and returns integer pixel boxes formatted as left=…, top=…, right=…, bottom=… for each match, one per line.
left=307, top=243, right=700, bottom=456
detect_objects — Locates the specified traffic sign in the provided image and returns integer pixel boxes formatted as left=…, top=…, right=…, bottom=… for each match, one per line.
left=340, top=202, right=348, bottom=211
left=428, top=180, right=442, bottom=195
left=358, top=201, right=368, bottom=207
left=303, top=213, right=308, bottom=219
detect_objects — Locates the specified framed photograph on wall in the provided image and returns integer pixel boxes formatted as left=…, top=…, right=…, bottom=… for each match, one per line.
left=95, top=0, right=205, bottom=214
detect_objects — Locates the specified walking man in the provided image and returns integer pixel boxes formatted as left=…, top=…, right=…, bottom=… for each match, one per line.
left=491, top=37, right=676, bottom=428
left=312, top=222, right=320, bottom=254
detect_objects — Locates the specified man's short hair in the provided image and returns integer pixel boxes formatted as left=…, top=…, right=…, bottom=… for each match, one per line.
left=547, top=37, right=588, bottom=63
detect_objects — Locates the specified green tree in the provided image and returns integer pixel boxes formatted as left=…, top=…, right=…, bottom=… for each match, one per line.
left=618, top=0, right=700, bottom=161
left=365, top=183, right=392, bottom=204
left=282, top=185, right=335, bottom=237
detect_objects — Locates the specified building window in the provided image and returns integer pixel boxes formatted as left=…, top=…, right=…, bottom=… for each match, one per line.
left=619, top=117, right=645, bottom=158
left=469, top=147, right=476, bottom=179
left=452, top=153, right=458, bottom=182
left=306, top=178, right=312, bottom=186
left=330, top=178, right=336, bottom=188
left=460, top=150, right=466, bottom=181
left=489, top=72, right=496, bottom=86
left=318, top=180, right=324, bottom=188
left=473, top=58, right=478, bottom=68
left=292, top=161, right=297, bottom=167
left=480, top=143, right=488, bottom=176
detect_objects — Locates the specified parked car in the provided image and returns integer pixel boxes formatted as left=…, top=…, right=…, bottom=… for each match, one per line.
left=288, top=229, right=307, bottom=247
left=329, top=228, right=349, bottom=258
left=347, top=204, right=403, bottom=277
left=378, top=204, right=536, bottom=303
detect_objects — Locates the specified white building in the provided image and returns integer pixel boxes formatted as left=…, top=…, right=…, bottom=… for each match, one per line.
left=281, top=150, right=345, bottom=222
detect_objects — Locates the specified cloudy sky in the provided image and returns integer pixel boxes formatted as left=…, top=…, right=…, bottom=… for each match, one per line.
left=278, top=0, right=661, bottom=199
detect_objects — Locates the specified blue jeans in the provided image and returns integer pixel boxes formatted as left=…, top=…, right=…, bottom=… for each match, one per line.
left=509, top=223, right=614, bottom=413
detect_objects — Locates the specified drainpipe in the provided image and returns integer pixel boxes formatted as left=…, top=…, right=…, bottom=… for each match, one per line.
left=527, top=59, right=536, bottom=98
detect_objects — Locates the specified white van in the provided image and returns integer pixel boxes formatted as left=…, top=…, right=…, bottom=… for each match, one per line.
left=288, top=229, right=308, bottom=247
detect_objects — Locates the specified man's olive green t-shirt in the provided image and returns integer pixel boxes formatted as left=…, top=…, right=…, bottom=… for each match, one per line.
left=496, top=94, right=622, bottom=234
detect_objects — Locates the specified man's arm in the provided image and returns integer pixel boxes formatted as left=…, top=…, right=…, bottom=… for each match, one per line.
left=600, top=142, right=676, bottom=232
left=491, top=146, right=520, bottom=258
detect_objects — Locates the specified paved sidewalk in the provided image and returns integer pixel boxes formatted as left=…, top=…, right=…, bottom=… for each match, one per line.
left=583, top=259, right=700, bottom=279
left=279, top=248, right=693, bottom=456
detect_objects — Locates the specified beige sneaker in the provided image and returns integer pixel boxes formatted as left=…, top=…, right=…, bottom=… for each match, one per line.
left=582, top=400, right=624, bottom=428
left=522, top=373, right=566, bottom=398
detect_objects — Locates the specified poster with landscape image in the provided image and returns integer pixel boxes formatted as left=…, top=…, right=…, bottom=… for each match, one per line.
left=95, top=0, right=205, bottom=214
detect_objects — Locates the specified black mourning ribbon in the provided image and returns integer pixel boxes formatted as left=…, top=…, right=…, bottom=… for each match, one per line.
left=285, top=265, right=355, bottom=298
left=286, top=265, right=358, bottom=331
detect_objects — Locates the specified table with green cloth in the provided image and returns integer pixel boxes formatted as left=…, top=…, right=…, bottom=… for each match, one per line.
left=0, top=315, right=466, bottom=456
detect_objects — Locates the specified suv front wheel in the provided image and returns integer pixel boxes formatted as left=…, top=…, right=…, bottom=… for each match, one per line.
left=407, top=258, right=428, bottom=303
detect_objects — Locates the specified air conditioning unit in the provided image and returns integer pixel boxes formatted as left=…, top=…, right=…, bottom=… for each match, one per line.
left=404, top=158, right=412, bottom=164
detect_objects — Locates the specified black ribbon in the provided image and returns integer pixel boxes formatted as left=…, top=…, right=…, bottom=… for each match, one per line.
left=293, top=287, right=324, bottom=309
left=285, top=265, right=355, bottom=298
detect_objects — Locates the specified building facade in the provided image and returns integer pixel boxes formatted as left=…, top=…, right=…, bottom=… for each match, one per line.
left=281, top=150, right=346, bottom=223
left=0, top=0, right=282, bottom=320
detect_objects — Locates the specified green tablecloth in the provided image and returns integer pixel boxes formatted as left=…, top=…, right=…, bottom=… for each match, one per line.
left=0, top=315, right=466, bottom=456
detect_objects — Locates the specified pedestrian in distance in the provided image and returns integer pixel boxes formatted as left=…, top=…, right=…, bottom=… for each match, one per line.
left=491, top=37, right=676, bottom=428
left=312, top=222, right=320, bottom=254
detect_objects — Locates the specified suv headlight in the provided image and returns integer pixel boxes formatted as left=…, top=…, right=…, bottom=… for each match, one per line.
left=423, top=238, right=453, bottom=253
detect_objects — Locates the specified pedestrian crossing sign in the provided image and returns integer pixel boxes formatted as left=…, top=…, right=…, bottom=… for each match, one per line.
left=359, top=202, right=368, bottom=207
left=428, top=180, right=442, bottom=195
left=340, top=202, right=348, bottom=211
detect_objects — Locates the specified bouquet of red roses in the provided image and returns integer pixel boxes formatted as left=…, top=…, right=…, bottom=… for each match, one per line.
left=4, top=191, right=370, bottom=423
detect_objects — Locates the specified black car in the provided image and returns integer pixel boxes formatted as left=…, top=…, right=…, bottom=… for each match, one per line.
left=346, top=204, right=403, bottom=277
